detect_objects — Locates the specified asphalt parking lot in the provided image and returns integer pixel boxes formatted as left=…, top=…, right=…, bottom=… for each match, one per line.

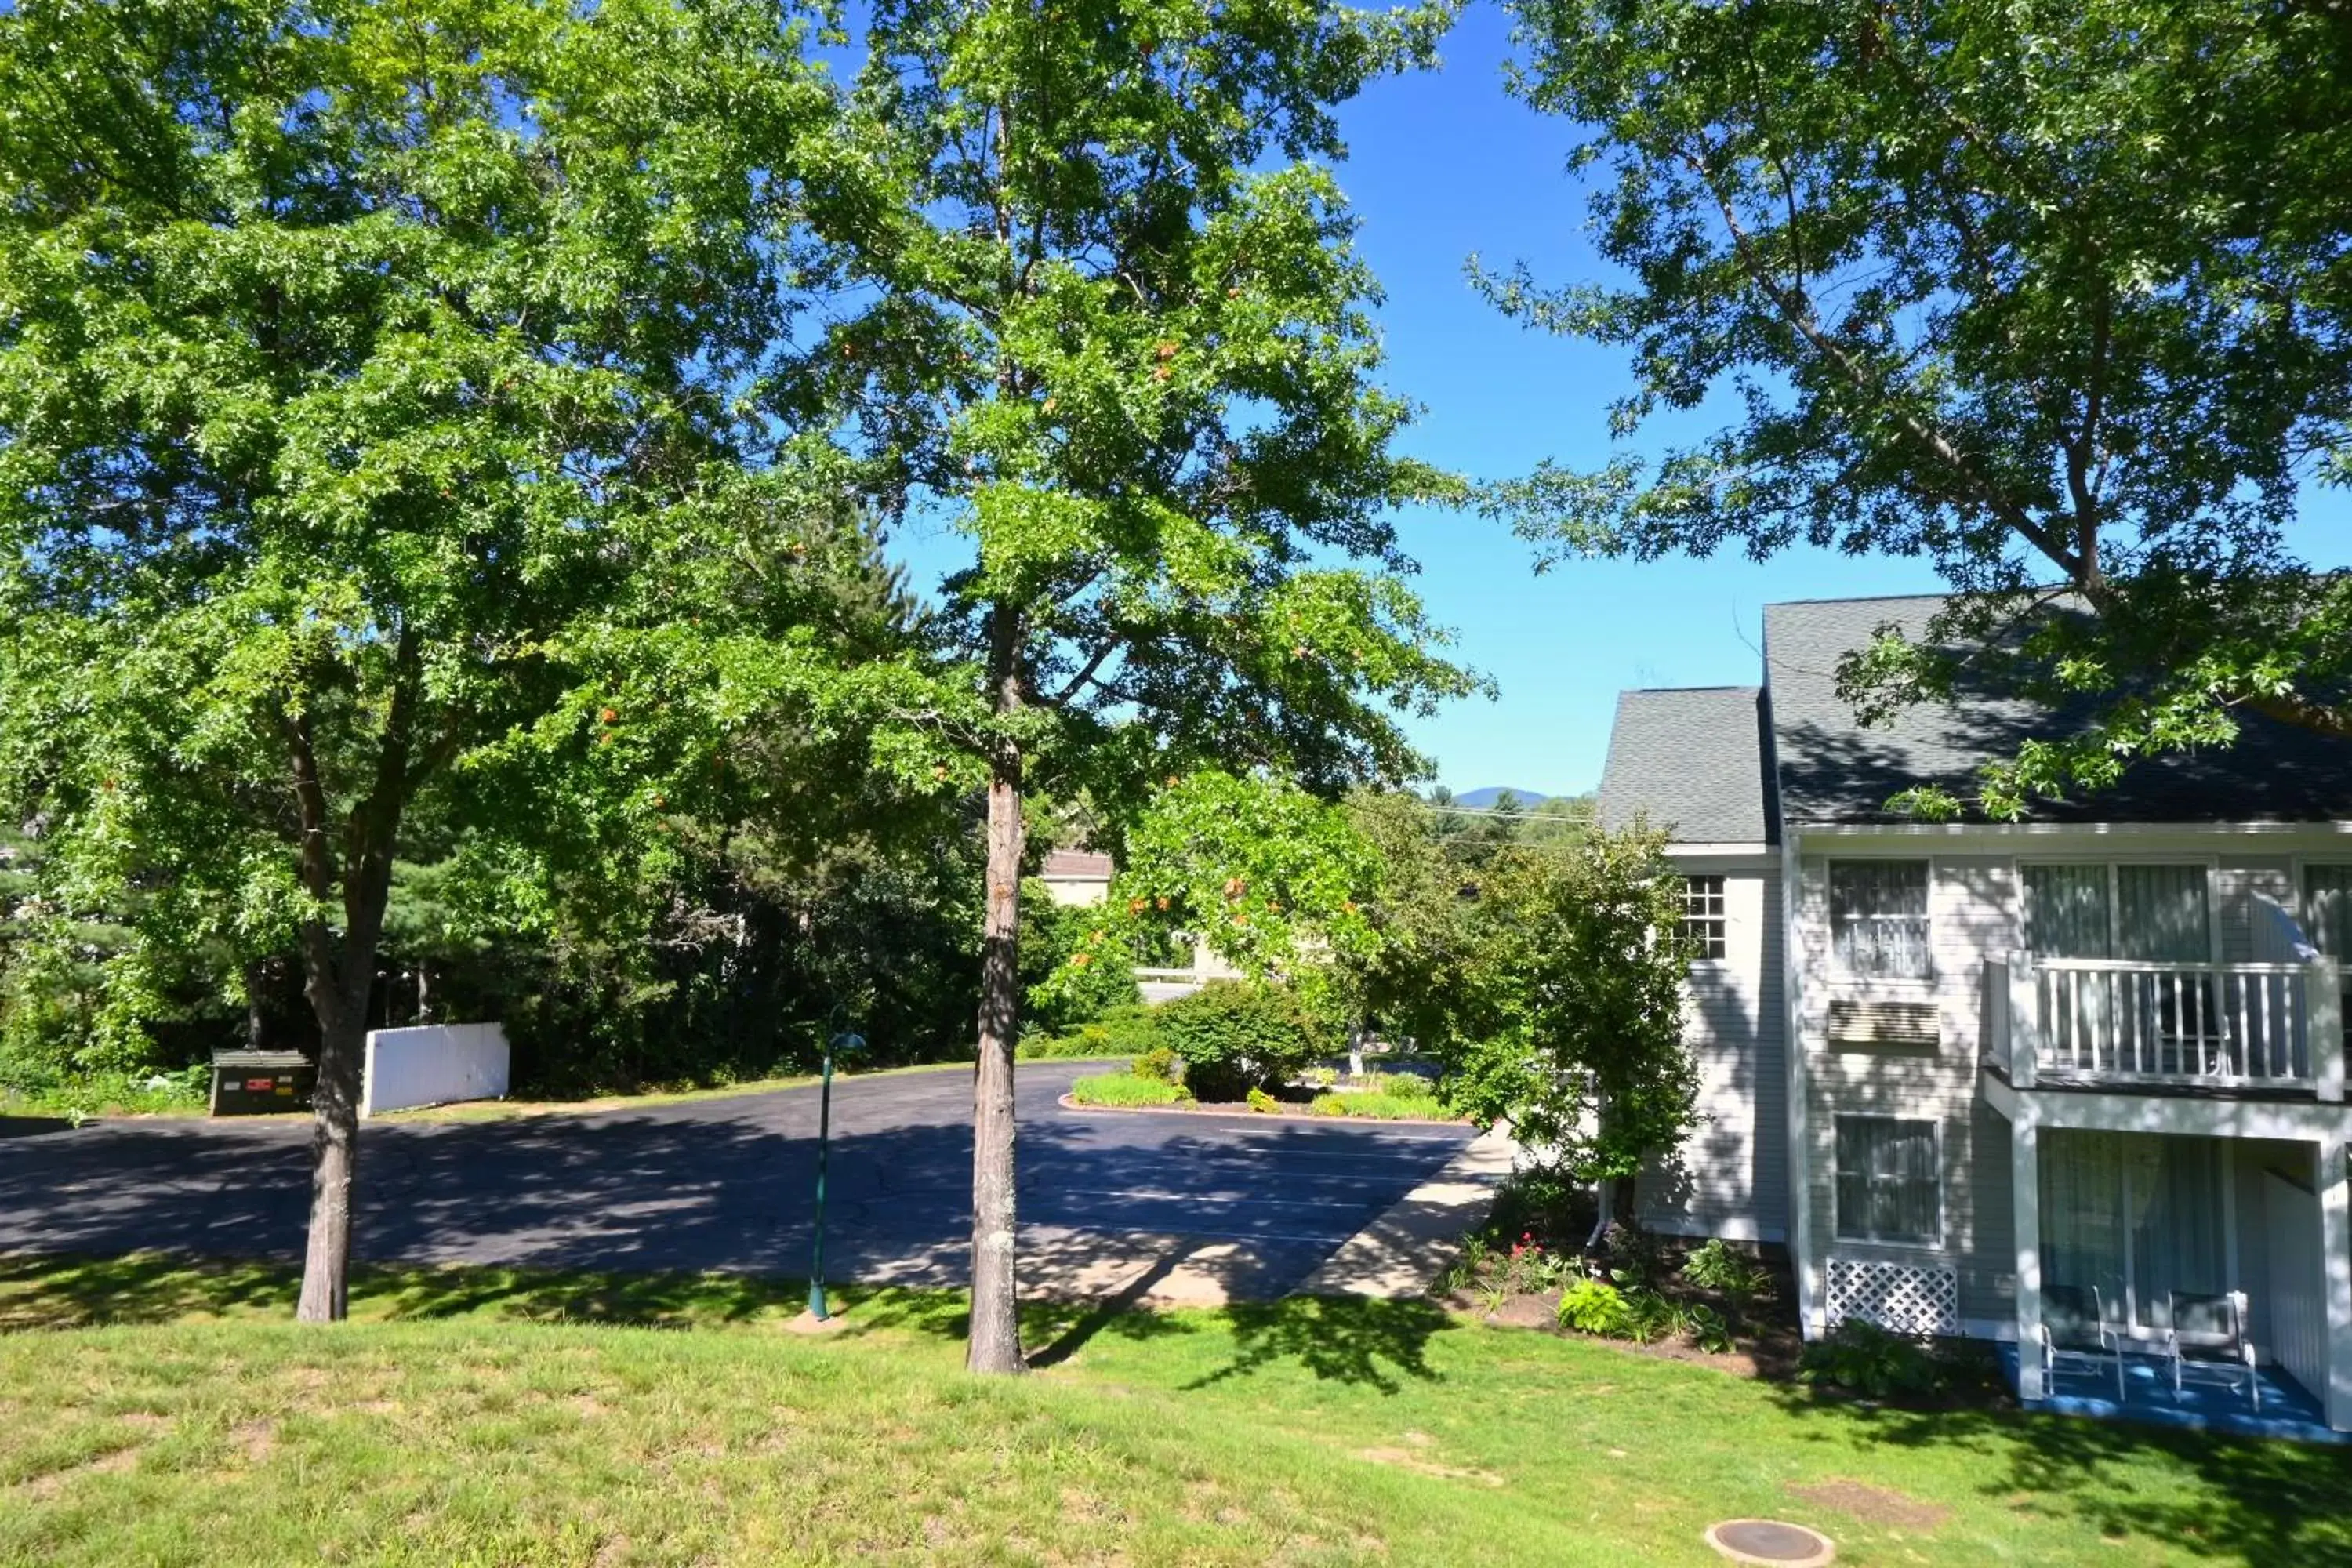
left=0, top=1062, right=1479, bottom=1301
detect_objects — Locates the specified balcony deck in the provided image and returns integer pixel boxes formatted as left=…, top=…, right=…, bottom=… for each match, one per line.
left=1987, top=952, right=2345, bottom=1097
left=1998, top=1345, right=2345, bottom=1445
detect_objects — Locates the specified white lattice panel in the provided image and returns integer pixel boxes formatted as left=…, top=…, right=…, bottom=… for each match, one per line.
left=1825, top=1257, right=1959, bottom=1336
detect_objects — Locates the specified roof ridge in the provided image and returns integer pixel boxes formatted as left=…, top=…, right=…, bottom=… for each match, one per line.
left=1762, top=591, right=1951, bottom=610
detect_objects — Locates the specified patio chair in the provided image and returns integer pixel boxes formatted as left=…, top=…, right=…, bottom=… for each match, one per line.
left=2165, top=1290, right=2259, bottom=1413
left=2037, top=1284, right=2125, bottom=1402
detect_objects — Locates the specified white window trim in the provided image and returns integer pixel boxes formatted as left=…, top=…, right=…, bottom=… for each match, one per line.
left=1683, top=874, right=1730, bottom=965
left=1831, top=1112, right=1945, bottom=1250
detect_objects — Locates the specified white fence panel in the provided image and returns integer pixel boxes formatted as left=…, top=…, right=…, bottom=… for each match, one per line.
left=2265, top=1169, right=2328, bottom=1399
left=362, top=1022, right=510, bottom=1116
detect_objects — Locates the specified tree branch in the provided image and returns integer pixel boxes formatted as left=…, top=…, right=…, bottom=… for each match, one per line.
left=1685, top=144, right=2083, bottom=579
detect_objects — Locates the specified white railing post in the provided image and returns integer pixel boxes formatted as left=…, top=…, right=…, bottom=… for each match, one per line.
left=2014, top=1116, right=2044, bottom=1400
left=2313, top=958, right=2346, bottom=1104
left=2008, top=949, right=2038, bottom=1090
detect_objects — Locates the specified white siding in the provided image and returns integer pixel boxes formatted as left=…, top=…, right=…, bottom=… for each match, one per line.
left=1639, top=865, right=1789, bottom=1241
left=1798, top=855, right=2019, bottom=1329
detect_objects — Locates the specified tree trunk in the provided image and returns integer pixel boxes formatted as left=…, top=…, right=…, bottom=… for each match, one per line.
left=296, top=1006, right=365, bottom=1322
left=967, top=598, right=1028, bottom=1374
left=967, top=745, right=1026, bottom=1373
left=285, top=638, right=417, bottom=1323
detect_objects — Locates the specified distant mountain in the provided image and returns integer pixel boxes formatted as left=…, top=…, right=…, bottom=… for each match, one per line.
left=1450, top=786, right=1552, bottom=808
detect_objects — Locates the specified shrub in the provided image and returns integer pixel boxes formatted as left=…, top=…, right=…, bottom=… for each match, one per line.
left=1798, top=1319, right=1945, bottom=1400
left=1621, top=1287, right=1678, bottom=1345
left=1308, top=1092, right=1349, bottom=1116
left=1246, top=1086, right=1279, bottom=1113
left=1594, top=1221, right=1668, bottom=1288
left=1133, top=1046, right=1181, bottom=1084
left=1682, top=1239, right=1772, bottom=1310
left=1679, top=1302, right=1736, bottom=1354
left=1483, top=1166, right=1589, bottom=1254
left=1068, top=1072, right=1191, bottom=1109
left=1018, top=1004, right=1163, bottom=1061
left=1018, top=883, right=1140, bottom=1034
left=1155, top=981, right=1322, bottom=1102
left=1337, top=1087, right=1448, bottom=1120
left=1558, top=1278, right=1632, bottom=1337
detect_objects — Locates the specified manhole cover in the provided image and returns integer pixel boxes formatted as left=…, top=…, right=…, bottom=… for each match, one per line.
left=1704, top=1519, right=1835, bottom=1566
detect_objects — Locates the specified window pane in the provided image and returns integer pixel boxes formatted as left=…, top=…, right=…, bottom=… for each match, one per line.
left=2307, top=866, right=2352, bottom=958
left=1834, top=1116, right=1938, bottom=1243
left=2024, top=864, right=2112, bottom=959
left=2116, top=865, right=2210, bottom=963
left=1683, top=876, right=1726, bottom=960
left=1830, top=862, right=1930, bottom=979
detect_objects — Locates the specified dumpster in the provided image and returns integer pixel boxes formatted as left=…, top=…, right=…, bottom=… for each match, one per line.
left=209, top=1051, right=316, bottom=1116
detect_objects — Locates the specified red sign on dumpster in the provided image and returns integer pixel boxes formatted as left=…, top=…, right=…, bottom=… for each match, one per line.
left=245, top=1078, right=275, bottom=1092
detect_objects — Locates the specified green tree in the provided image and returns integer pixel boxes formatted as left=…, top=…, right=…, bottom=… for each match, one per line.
left=0, top=0, right=893, bottom=1318
left=1414, top=824, right=1698, bottom=1188
left=825, top=0, right=1481, bottom=1370
left=1486, top=0, right=2352, bottom=815
left=1119, top=771, right=1383, bottom=982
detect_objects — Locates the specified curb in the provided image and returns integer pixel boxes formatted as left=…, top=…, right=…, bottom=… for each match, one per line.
left=1054, top=1092, right=1470, bottom=1127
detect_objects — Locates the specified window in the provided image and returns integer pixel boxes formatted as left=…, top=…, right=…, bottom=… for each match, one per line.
left=1835, top=1116, right=1941, bottom=1244
left=1829, top=861, right=1929, bottom=979
left=1682, top=875, right=1726, bottom=960
left=2306, top=866, right=2352, bottom=958
left=2024, top=862, right=2212, bottom=962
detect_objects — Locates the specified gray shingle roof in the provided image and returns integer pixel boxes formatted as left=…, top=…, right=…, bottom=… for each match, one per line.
left=1763, top=594, right=2352, bottom=823
left=1596, top=687, right=1777, bottom=844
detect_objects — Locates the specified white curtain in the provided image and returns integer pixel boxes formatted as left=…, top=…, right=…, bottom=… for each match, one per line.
left=2040, top=1131, right=2229, bottom=1334
left=2116, top=865, right=2212, bottom=963
left=2025, top=865, right=2112, bottom=958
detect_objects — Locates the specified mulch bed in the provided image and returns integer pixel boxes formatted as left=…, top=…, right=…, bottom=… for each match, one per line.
left=1433, top=1284, right=1806, bottom=1381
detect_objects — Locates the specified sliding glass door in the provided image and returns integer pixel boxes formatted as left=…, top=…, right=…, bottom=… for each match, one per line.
left=2024, top=865, right=2216, bottom=1075
left=2038, top=1131, right=2230, bottom=1337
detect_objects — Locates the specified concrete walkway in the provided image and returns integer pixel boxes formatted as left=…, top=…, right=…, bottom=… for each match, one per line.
left=1295, top=1127, right=1516, bottom=1299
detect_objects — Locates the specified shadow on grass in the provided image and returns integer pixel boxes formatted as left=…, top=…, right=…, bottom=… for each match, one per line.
left=1761, top=1377, right=2352, bottom=1564
left=0, top=1250, right=974, bottom=1339
left=1182, top=1294, right=1449, bottom=1395
left=2, top=1250, right=1451, bottom=1396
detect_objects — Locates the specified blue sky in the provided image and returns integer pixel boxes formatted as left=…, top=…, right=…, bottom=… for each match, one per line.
left=880, top=3, right=2343, bottom=799
left=1323, top=5, right=1948, bottom=796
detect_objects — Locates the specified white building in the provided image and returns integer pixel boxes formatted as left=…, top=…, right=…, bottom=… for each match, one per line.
left=1599, top=593, right=2352, bottom=1435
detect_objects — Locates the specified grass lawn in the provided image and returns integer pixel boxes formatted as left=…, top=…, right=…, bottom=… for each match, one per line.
left=3, top=1254, right=2350, bottom=1566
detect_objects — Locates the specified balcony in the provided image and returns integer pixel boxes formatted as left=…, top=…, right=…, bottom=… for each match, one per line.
left=1985, top=952, right=2347, bottom=1097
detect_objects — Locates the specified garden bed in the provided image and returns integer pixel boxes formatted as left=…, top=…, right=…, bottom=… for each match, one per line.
left=1431, top=1172, right=2020, bottom=1410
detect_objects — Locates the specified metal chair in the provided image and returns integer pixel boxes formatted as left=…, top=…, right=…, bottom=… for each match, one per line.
left=2038, top=1283, right=2125, bottom=1402
left=2166, top=1290, right=2259, bottom=1412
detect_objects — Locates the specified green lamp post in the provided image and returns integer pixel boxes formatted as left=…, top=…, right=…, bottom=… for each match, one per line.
left=806, top=1024, right=863, bottom=1323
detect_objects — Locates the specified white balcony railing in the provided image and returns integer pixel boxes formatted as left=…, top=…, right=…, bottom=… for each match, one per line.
left=1989, top=952, right=2347, bottom=1097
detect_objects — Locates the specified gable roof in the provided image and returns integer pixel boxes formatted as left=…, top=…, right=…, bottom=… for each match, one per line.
left=1595, top=686, right=1778, bottom=844
left=1762, top=594, right=2352, bottom=824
